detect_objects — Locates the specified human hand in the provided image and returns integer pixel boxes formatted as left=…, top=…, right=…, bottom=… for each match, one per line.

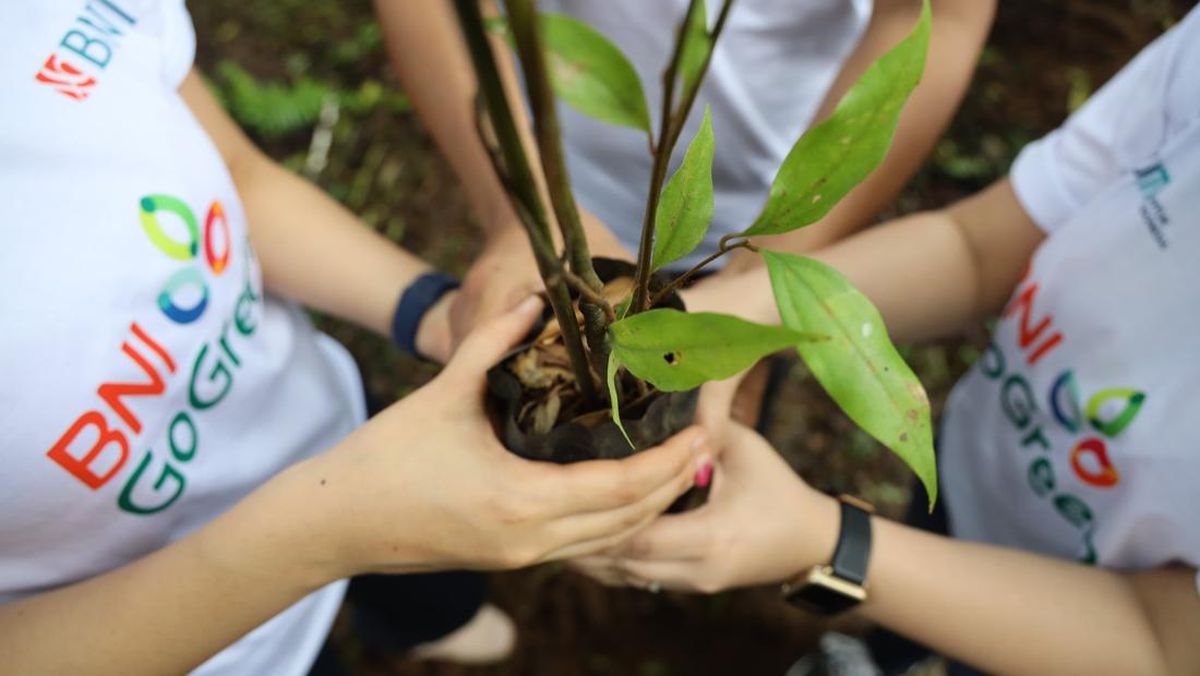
left=450, top=226, right=543, bottom=350
left=288, top=295, right=712, bottom=581
left=414, top=288, right=458, bottom=363
left=683, top=272, right=785, bottom=433
left=450, top=211, right=631, bottom=349
left=573, top=423, right=837, bottom=593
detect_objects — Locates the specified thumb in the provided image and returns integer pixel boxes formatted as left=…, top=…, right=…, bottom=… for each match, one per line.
left=696, top=375, right=741, bottom=431
left=443, top=294, right=544, bottom=381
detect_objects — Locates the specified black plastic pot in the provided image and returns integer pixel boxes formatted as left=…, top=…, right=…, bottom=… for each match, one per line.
left=485, top=258, right=707, bottom=511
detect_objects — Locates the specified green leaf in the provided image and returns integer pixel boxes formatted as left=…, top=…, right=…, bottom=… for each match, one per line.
left=761, top=250, right=936, bottom=505
left=615, top=294, right=634, bottom=320
left=677, top=0, right=710, bottom=95
left=742, top=0, right=931, bottom=236
left=652, top=106, right=715, bottom=271
left=490, top=14, right=651, bottom=131
left=609, top=309, right=825, bottom=392
left=607, top=352, right=635, bottom=448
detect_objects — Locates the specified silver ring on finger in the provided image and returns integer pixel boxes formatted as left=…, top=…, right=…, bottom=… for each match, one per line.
left=647, top=580, right=662, bottom=594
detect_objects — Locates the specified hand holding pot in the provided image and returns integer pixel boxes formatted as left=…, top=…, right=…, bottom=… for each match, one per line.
left=450, top=212, right=631, bottom=350
left=683, top=274, right=779, bottom=434
left=450, top=226, right=543, bottom=351
left=413, top=288, right=459, bottom=363
left=573, top=423, right=836, bottom=593
left=282, top=296, right=713, bottom=581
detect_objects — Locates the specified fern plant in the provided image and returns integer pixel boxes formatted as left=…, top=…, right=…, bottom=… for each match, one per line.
left=211, top=60, right=329, bottom=139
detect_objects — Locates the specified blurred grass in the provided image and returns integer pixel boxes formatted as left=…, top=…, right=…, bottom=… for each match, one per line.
left=188, top=1, right=1195, bottom=674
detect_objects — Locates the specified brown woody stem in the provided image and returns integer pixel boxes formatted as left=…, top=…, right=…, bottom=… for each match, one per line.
left=663, top=0, right=735, bottom=157
left=630, top=2, right=687, bottom=314
left=555, top=269, right=616, bottom=322
left=453, top=0, right=598, bottom=405
left=508, top=0, right=612, bottom=374
left=631, top=0, right=736, bottom=314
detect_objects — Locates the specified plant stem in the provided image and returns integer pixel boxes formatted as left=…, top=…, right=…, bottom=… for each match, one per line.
left=476, top=94, right=618, bottom=383
left=555, top=269, right=616, bottom=322
left=629, top=1, right=688, bottom=314
left=507, top=0, right=611, bottom=373
left=664, top=0, right=735, bottom=159
left=650, top=235, right=756, bottom=306
left=630, top=0, right=736, bottom=314
left=453, top=0, right=599, bottom=405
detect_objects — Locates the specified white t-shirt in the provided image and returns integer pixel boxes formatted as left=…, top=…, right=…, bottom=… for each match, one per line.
left=940, top=7, right=1200, bottom=588
left=0, top=1, right=365, bottom=673
left=540, top=0, right=872, bottom=270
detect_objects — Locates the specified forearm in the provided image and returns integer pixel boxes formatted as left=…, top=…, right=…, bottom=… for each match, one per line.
left=181, top=71, right=440, bottom=345
left=856, top=512, right=1197, bottom=674
left=689, top=208, right=978, bottom=343
left=0, top=464, right=335, bottom=675
left=234, top=154, right=433, bottom=338
left=686, top=180, right=1040, bottom=343
left=787, top=490, right=1194, bottom=674
left=375, top=0, right=524, bottom=236
left=598, top=424, right=1198, bottom=673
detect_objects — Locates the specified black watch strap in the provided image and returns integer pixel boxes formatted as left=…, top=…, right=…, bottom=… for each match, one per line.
left=830, top=496, right=873, bottom=585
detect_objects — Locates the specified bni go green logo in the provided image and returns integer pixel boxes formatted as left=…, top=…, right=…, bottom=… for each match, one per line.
left=138, top=194, right=233, bottom=325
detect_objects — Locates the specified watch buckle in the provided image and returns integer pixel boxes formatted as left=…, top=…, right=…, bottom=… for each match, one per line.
left=838, top=493, right=876, bottom=514
left=803, top=565, right=868, bottom=601
left=781, top=565, right=867, bottom=601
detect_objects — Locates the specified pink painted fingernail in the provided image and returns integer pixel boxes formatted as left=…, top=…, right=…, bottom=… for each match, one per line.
left=694, top=461, right=714, bottom=488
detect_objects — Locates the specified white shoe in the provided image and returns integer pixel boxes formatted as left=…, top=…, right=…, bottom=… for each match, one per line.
left=409, top=603, right=517, bottom=665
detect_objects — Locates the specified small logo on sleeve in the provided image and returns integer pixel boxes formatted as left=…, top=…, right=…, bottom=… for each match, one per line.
left=32, top=0, right=138, bottom=101
left=1134, top=162, right=1171, bottom=250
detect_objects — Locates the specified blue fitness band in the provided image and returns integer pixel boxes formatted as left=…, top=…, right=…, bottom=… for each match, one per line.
left=391, top=271, right=461, bottom=359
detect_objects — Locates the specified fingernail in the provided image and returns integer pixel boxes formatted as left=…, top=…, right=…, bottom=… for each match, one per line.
left=689, top=429, right=709, bottom=451
left=694, top=460, right=714, bottom=488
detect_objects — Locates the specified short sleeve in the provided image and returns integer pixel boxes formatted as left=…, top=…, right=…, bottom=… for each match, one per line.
left=161, top=0, right=196, bottom=89
left=1010, top=9, right=1198, bottom=233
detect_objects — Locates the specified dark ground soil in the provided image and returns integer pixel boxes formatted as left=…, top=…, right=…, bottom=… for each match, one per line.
left=188, top=1, right=1194, bottom=674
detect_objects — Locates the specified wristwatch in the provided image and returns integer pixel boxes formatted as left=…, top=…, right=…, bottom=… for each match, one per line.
left=781, top=494, right=874, bottom=615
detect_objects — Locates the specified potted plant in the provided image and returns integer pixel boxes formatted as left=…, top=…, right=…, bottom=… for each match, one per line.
left=453, top=0, right=938, bottom=508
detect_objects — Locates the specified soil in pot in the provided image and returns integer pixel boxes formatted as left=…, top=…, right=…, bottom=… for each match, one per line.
left=486, top=258, right=708, bottom=512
